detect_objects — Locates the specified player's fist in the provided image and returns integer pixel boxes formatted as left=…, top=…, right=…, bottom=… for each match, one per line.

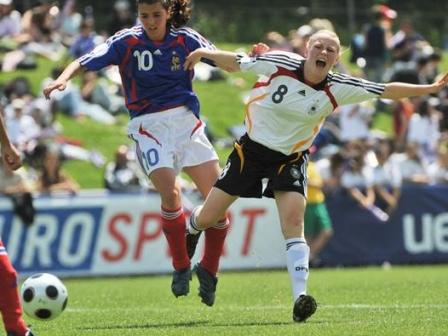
left=249, top=43, right=270, bottom=56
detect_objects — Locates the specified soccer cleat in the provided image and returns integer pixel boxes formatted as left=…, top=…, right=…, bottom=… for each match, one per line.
left=186, top=230, right=202, bottom=259
left=171, top=267, right=192, bottom=297
left=194, top=263, right=218, bottom=307
left=7, top=328, right=35, bottom=336
left=293, top=294, right=317, bottom=322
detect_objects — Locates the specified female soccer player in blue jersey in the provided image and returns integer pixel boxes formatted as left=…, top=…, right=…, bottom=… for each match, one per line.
left=183, top=30, right=448, bottom=322
left=43, top=0, right=228, bottom=304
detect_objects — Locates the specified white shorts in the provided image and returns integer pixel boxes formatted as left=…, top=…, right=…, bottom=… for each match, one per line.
left=128, top=106, right=218, bottom=176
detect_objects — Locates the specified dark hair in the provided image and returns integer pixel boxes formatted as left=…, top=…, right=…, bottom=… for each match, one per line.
left=136, top=0, right=191, bottom=28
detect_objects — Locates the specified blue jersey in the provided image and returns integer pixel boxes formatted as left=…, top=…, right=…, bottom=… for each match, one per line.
left=78, top=25, right=215, bottom=119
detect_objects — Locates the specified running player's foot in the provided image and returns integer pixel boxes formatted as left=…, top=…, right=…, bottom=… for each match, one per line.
left=293, top=294, right=317, bottom=322
left=194, top=263, right=217, bottom=306
left=186, top=230, right=202, bottom=259
left=171, top=267, right=191, bottom=297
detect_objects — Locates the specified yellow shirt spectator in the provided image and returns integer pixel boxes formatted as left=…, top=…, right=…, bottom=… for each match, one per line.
left=307, top=161, right=325, bottom=204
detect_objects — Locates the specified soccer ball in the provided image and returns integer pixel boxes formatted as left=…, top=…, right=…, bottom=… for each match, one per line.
left=20, top=273, right=68, bottom=321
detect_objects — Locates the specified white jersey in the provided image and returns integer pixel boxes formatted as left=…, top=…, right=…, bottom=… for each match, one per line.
left=237, top=51, right=385, bottom=155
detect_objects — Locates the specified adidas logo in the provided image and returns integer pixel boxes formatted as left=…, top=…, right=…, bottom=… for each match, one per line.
left=298, top=90, right=306, bottom=96
left=154, top=49, right=162, bottom=56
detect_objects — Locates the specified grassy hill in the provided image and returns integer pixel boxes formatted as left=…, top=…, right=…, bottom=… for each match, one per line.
left=2, top=45, right=447, bottom=188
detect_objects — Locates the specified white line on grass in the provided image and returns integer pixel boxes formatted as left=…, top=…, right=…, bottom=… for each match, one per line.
left=66, top=303, right=448, bottom=313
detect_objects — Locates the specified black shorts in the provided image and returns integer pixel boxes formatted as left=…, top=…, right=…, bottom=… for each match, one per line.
left=215, top=134, right=309, bottom=198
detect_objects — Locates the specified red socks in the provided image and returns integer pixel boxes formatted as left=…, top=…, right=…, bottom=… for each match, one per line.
left=200, top=218, right=229, bottom=276
left=0, top=252, right=28, bottom=336
left=161, top=207, right=190, bottom=270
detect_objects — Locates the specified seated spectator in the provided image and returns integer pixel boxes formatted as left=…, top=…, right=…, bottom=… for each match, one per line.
left=341, top=152, right=375, bottom=210
left=393, top=142, right=429, bottom=184
left=372, top=139, right=402, bottom=214
left=42, top=68, right=116, bottom=125
left=0, top=0, right=21, bottom=49
left=2, top=1, right=65, bottom=71
left=58, top=0, right=83, bottom=46
left=104, top=144, right=147, bottom=192
left=80, top=70, right=126, bottom=116
left=337, top=101, right=375, bottom=143
left=69, top=19, right=98, bottom=59
left=35, top=143, right=80, bottom=194
left=5, top=98, right=41, bottom=150
left=407, top=98, right=442, bottom=164
left=305, top=161, right=333, bottom=267
left=315, top=151, right=346, bottom=192
left=427, top=141, right=448, bottom=184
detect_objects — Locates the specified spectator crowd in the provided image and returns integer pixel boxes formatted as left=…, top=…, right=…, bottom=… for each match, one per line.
left=1, top=1, right=448, bottom=242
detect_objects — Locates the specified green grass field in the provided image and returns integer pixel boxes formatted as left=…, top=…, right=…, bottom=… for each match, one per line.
left=25, top=265, right=448, bottom=336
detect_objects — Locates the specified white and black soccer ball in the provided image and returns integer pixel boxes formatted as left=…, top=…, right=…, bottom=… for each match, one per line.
left=20, top=273, right=68, bottom=321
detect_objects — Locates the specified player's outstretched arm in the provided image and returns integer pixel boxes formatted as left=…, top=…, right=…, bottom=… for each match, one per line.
left=381, top=72, right=448, bottom=100
left=184, top=48, right=240, bottom=73
left=43, top=60, right=84, bottom=99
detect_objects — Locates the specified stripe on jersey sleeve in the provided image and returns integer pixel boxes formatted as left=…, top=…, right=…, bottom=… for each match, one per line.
left=256, top=53, right=302, bottom=69
left=171, top=27, right=216, bottom=49
left=330, top=73, right=385, bottom=95
left=78, top=27, right=141, bottom=65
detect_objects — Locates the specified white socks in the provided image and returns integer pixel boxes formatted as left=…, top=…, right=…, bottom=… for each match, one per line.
left=187, top=205, right=229, bottom=234
left=285, top=237, right=310, bottom=301
left=187, top=205, right=203, bottom=235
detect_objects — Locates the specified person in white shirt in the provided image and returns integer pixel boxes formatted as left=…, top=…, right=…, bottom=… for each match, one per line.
left=183, top=30, right=448, bottom=322
left=407, top=98, right=441, bottom=164
left=393, top=142, right=429, bottom=184
left=338, top=101, right=375, bottom=142
left=0, top=0, right=21, bottom=39
left=372, top=139, right=402, bottom=214
left=5, top=99, right=40, bottom=150
left=427, top=141, right=448, bottom=184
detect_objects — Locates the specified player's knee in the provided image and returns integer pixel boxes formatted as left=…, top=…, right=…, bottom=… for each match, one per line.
left=281, top=220, right=305, bottom=238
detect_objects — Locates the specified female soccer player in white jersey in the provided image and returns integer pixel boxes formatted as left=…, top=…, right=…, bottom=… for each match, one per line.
left=183, top=29, right=448, bottom=322
left=43, top=0, right=229, bottom=305
left=0, top=114, right=34, bottom=336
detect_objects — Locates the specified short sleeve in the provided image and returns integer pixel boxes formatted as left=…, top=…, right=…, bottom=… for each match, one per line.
left=78, top=35, right=122, bottom=71
left=331, top=73, right=385, bottom=106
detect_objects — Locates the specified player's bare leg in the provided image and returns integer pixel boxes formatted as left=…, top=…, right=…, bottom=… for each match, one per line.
left=275, top=191, right=317, bottom=322
left=185, top=186, right=237, bottom=306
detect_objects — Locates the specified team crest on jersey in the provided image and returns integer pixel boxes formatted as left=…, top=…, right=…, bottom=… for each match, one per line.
left=171, top=54, right=181, bottom=71
left=308, top=99, right=320, bottom=115
left=290, top=166, right=301, bottom=179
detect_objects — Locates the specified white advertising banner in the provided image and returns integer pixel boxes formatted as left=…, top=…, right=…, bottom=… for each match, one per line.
left=0, top=191, right=286, bottom=277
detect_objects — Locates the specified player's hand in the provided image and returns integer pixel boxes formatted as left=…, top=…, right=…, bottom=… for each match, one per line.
left=249, top=43, right=270, bottom=56
left=1, top=144, right=22, bottom=171
left=184, top=49, right=206, bottom=71
left=432, top=72, right=448, bottom=93
left=43, top=80, right=67, bottom=100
